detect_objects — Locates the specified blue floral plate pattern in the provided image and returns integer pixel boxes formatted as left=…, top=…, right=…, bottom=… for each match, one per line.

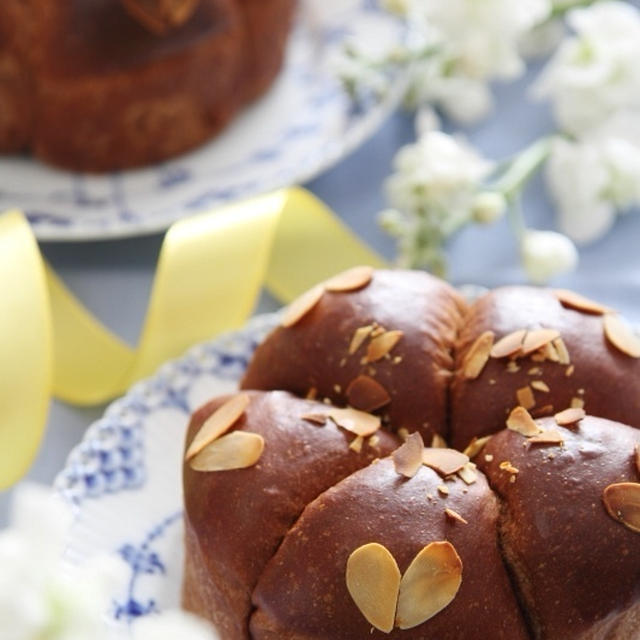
left=0, top=0, right=405, bottom=241
left=55, top=313, right=279, bottom=637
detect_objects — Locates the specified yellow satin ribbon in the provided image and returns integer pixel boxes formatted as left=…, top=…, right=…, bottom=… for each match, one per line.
left=0, top=187, right=386, bottom=489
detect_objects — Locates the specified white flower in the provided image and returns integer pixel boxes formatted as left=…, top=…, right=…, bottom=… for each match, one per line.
left=385, top=130, right=493, bottom=231
left=471, top=191, right=507, bottom=224
left=521, top=229, right=578, bottom=284
left=533, top=1, right=640, bottom=136
left=0, top=484, right=118, bottom=640
left=132, top=610, right=218, bottom=640
left=401, top=0, right=551, bottom=122
left=546, top=126, right=640, bottom=244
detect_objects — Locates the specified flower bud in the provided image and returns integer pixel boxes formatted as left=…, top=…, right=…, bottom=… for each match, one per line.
left=521, top=230, right=578, bottom=284
left=471, top=191, right=507, bottom=224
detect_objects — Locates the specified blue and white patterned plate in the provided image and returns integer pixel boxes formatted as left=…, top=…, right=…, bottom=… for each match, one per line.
left=55, top=313, right=280, bottom=638
left=0, top=0, right=405, bottom=241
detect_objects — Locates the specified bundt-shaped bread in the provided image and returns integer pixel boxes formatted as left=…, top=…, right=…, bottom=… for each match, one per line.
left=0, top=0, right=296, bottom=171
left=182, top=268, right=640, bottom=639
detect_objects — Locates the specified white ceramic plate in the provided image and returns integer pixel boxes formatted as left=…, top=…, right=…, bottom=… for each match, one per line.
left=0, top=0, right=405, bottom=241
left=55, top=313, right=279, bottom=638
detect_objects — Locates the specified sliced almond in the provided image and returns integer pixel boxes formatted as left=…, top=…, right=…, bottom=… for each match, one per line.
left=349, top=325, right=374, bottom=355
left=301, top=413, right=327, bottom=425
left=604, top=314, right=640, bottom=358
left=325, top=266, right=374, bottom=292
left=565, top=364, right=575, bottom=377
left=281, top=285, right=324, bottom=328
left=528, top=429, right=564, bottom=445
left=189, top=431, right=264, bottom=472
left=552, top=338, right=571, bottom=365
left=602, top=482, right=640, bottom=534
left=445, top=508, right=468, bottom=524
left=521, top=329, right=561, bottom=356
left=506, top=407, right=540, bottom=436
left=422, top=448, right=469, bottom=476
left=327, top=407, right=381, bottom=436
left=457, top=462, right=478, bottom=485
left=185, top=394, right=250, bottom=460
left=531, top=380, right=550, bottom=393
left=431, top=433, right=448, bottom=449
left=462, top=331, right=494, bottom=379
left=491, top=329, right=527, bottom=359
left=366, top=330, right=404, bottom=363
left=395, top=541, right=463, bottom=630
left=346, top=543, right=401, bottom=633
left=349, top=435, right=364, bottom=453
left=393, top=432, right=424, bottom=478
left=571, top=397, right=585, bottom=409
left=499, top=461, right=519, bottom=474
left=554, top=407, right=585, bottom=426
left=346, top=375, right=391, bottom=412
left=437, top=484, right=449, bottom=496
left=555, top=289, right=613, bottom=315
left=462, top=435, right=491, bottom=460
left=516, top=386, right=536, bottom=410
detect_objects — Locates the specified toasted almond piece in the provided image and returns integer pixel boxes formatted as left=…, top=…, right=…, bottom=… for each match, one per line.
left=395, top=542, right=463, bottom=630
left=366, top=330, right=404, bottom=363
left=554, top=407, right=585, bottom=426
left=349, top=325, right=374, bottom=355
left=431, top=434, right=448, bottom=449
left=521, top=329, right=561, bottom=356
left=571, top=397, right=585, bottom=409
left=528, top=367, right=543, bottom=376
left=602, top=483, right=640, bottom=534
left=189, top=431, right=264, bottom=472
left=565, top=364, right=575, bottom=377
left=306, top=387, right=318, bottom=400
left=301, top=413, right=327, bottom=425
left=604, top=314, right=640, bottom=358
left=445, top=508, right=468, bottom=524
left=457, top=462, right=478, bottom=485
left=491, top=329, right=527, bottom=359
left=398, top=427, right=410, bottom=442
left=516, top=386, right=536, bottom=410
left=393, top=432, right=425, bottom=478
left=325, top=266, right=374, bottom=292
left=462, top=331, right=494, bottom=379
left=635, top=445, right=640, bottom=476
left=499, top=460, right=519, bottom=474
left=528, top=429, right=564, bottom=445
left=462, top=435, right=491, bottom=460
left=346, top=543, right=401, bottom=633
left=506, top=407, right=540, bottom=436
left=185, top=394, right=250, bottom=460
left=555, top=289, right=613, bottom=315
left=281, top=285, right=324, bottom=328
left=541, top=341, right=560, bottom=363
left=346, top=375, right=391, bottom=412
left=368, top=434, right=380, bottom=448
left=422, top=448, right=469, bottom=476
left=506, top=361, right=521, bottom=373
left=553, top=338, right=571, bottom=365
left=349, top=435, right=364, bottom=453
left=327, top=407, right=381, bottom=436
left=531, top=380, right=550, bottom=393
left=437, top=484, right=449, bottom=496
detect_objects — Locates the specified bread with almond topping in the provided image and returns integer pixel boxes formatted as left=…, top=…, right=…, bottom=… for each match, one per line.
left=0, top=0, right=296, bottom=171
left=182, top=268, right=640, bottom=639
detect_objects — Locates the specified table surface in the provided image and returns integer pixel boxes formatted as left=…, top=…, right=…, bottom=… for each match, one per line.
left=2, top=64, right=639, bottom=527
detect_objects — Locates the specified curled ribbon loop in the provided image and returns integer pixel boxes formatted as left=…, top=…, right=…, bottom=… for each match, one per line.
left=0, top=187, right=385, bottom=489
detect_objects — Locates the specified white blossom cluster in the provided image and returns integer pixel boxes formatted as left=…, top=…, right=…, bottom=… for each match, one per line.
left=0, top=484, right=217, bottom=640
left=383, top=0, right=553, bottom=123
left=534, top=1, right=640, bottom=244
left=372, top=0, right=640, bottom=282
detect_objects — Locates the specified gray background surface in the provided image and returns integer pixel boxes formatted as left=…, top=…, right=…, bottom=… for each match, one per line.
left=1, top=64, right=639, bottom=527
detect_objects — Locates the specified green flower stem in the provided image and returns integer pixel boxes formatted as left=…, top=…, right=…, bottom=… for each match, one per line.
left=489, top=136, right=553, bottom=203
